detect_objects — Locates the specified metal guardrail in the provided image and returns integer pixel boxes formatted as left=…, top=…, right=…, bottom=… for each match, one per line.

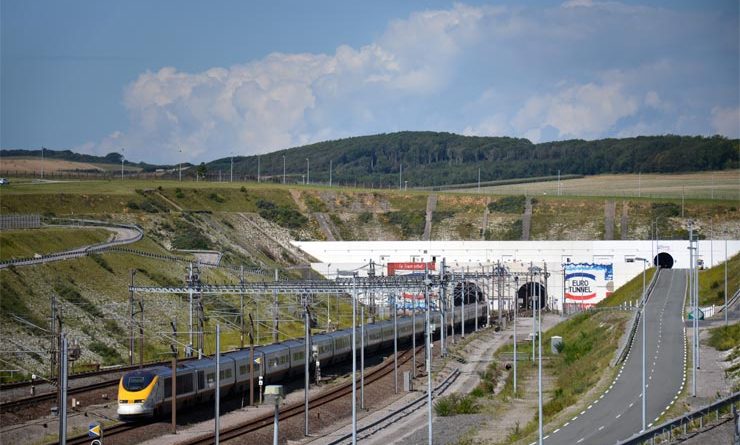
left=612, top=267, right=662, bottom=367
left=0, top=218, right=265, bottom=275
left=617, top=391, right=740, bottom=444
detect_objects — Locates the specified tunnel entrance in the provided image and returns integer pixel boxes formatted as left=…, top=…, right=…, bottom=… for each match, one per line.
left=517, top=282, right=547, bottom=311
left=654, top=252, right=674, bottom=269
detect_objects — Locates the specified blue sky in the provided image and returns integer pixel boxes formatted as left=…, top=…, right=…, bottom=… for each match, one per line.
left=1, top=0, right=738, bottom=164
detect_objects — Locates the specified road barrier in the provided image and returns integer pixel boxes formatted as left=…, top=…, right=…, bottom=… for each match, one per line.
left=611, top=267, right=662, bottom=367
left=617, top=391, right=740, bottom=444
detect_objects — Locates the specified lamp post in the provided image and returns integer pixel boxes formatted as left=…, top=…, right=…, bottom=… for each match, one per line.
left=513, top=275, right=519, bottom=397
left=283, top=155, right=286, bottom=184
left=179, top=148, right=183, bottom=182
left=329, top=160, right=333, bottom=187
left=41, top=146, right=45, bottom=179
left=635, top=257, right=648, bottom=431
left=230, top=154, right=234, bottom=183
left=306, top=158, right=310, bottom=185
left=120, top=149, right=125, bottom=180
left=264, top=385, right=284, bottom=445
left=338, top=270, right=358, bottom=445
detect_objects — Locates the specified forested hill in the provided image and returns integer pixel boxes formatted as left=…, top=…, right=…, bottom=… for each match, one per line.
left=212, top=132, right=738, bottom=187
left=0, top=149, right=171, bottom=171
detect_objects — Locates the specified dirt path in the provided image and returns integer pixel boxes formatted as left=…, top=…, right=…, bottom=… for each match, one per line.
left=154, top=191, right=183, bottom=211
left=604, top=200, right=616, bottom=240
left=423, top=194, right=437, bottom=241
left=314, top=212, right=337, bottom=241
left=621, top=202, right=629, bottom=239
left=521, top=197, right=532, bottom=241
left=481, top=198, right=490, bottom=240
left=290, top=189, right=309, bottom=212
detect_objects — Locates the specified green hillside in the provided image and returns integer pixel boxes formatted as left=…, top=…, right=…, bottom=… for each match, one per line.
left=208, top=132, right=739, bottom=187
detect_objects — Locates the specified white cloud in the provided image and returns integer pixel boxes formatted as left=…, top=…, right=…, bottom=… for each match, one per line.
left=511, top=81, right=639, bottom=141
left=711, top=106, right=740, bottom=138
left=74, top=2, right=737, bottom=162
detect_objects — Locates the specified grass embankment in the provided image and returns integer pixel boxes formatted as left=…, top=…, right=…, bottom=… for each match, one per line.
left=598, top=267, right=657, bottom=308
left=707, top=322, right=740, bottom=391
left=698, top=253, right=740, bottom=306
left=0, top=227, right=111, bottom=260
left=0, top=231, right=358, bottom=380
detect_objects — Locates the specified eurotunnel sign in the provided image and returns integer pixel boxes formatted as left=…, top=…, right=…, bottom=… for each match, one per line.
left=387, top=262, right=435, bottom=276
left=564, top=263, right=614, bottom=306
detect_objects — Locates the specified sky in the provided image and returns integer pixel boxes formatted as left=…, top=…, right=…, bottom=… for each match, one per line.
left=1, top=0, right=738, bottom=164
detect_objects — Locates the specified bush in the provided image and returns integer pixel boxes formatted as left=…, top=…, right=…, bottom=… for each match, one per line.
left=90, top=254, right=114, bottom=273
left=488, top=195, right=526, bottom=214
left=126, top=201, right=140, bottom=210
left=171, top=220, right=210, bottom=250
left=434, top=393, right=480, bottom=416
left=89, top=341, right=122, bottom=365
left=256, top=199, right=308, bottom=229
left=208, top=192, right=225, bottom=203
left=175, top=188, right=185, bottom=199
left=358, top=211, right=373, bottom=224
left=707, top=324, right=740, bottom=351
left=385, top=211, right=425, bottom=237
left=54, top=282, right=103, bottom=318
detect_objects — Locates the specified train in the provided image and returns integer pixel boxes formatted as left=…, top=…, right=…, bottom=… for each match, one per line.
left=117, top=299, right=487, bottom=418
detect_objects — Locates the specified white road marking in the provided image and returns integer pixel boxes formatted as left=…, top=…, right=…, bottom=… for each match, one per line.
left=598, top=425, right=605, bottom=431
left=577, top=438, right=585, bottom=443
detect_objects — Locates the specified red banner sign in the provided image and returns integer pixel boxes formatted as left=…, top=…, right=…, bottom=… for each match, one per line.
left=387, top=262, right=436, bottom=276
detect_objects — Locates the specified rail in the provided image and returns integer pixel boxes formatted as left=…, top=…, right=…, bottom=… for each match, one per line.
left=611, top=266, right=662, bottom=367
left=617, top=391, right=740, bottom=444
left=327, top=367, right=462, bottom=445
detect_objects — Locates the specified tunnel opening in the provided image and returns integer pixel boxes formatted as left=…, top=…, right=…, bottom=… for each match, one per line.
left=517, top=282, right=547, bottom=311
left=654, top=252, right=674, bottom=269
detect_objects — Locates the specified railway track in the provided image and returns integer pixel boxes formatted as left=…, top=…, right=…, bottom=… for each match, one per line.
left=181, top=345, right=425, bottom=445
left=53, top=345, right=423, bottom=445
left=0, top=379, right=119, bottom=411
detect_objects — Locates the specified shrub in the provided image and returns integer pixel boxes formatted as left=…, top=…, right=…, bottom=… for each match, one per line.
left=488, top=196, right=526, bottom=214
left=707, top=324, right=740, bottom=351
left=175, top=188, right=185, bottom=199
left=89, top=341, right=122, bottom=365
left=358, top=212, right=373, bottom=224
left=171, top=220, right=210, bottom=250
left=126, top=201, right=140, bottom=210
left=54, top=282, right=103, bottom=318
left=385, top=211, right=425, bottom=237
left=90, top=254, right=114, bottom=273
left=208, top=192, right=225, bottom=203
left=240, top=186, right=247, bottom=192
left=256, top=199, right=308, bottom=229
left=434, top=393, right=480, bottom=416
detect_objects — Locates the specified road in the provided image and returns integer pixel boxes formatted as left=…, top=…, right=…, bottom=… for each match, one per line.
left=544, top=269, right=687, bottom=445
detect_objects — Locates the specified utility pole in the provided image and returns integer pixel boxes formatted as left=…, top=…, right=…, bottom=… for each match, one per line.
left=399, top=164, right=402, bottom=190
left=50, top=294, right=58, bottom=379
left=425, top=266, right=433, bottom=445
left=283, top=155, right=286, bottom=184
left=41, top=146, right=45, bottom=179
left=249, top=313, right=255, bottom=407
left=215, top=324, right=221, bottom=444
left=393, top=292, right=398, bottom=393
left=478, top=167, right=481, bottom=193
left=59, top=335, right=68, bottom=445
left=170, top=320, right=177, bottom=434
left=129, top=270, right=136, bottom=365
left=306, top=158, right=310, bottom=184
left=440, top=258, right=447, bottom=356
left=513, top=275, right=519, bottom=397
left=329, top=160, right=333, bottom=187
left=230, top=155, right=234, bottom=183
left=537, top=271, right=543, bottom=445
left=258, top=156, right=261, bottom=183
left=272, top=289, right=279, bottom=343
left=303, top=295, right=312, bottom=436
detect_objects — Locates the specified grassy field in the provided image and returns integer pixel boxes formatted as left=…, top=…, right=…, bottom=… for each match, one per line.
left=598, top=266, right=657, bottom=307
left=465, top=170, right=740, bottom=200
left=1, top=157, right=142, bottom=172
left=698, top=252, right=740, bottom=306
left=0, top=227, right=111, bottom=260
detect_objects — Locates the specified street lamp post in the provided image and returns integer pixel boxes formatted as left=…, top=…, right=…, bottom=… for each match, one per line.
left=636, top=257, right=648, bottom=431
left=306, top=158, right=310, bottom=185
left=120, top=149, right=125, bottom=180
left=41, top=146, right=45, bottom=179
left=283, top=155, right=286, bottom=184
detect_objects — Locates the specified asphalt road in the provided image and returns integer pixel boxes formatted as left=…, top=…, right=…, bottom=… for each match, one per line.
left=544, top=269, right=687, bottom=445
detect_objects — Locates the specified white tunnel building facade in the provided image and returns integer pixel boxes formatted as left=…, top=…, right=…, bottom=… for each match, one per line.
left=294, top=240, right=740, bottom=312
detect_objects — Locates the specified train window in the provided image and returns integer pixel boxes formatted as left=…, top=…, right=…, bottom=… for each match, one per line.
left=179, top=374, right=194, bottom=394
left=293, top=351, right=304, bottom=361
left=207, top=373, right=215, bottom=384
left=198, top=371, right=205, bottom=389
left=239, top=365, right=247, bottom=375
left=123, top=372, right=155, bottom=392
left=164, top=378, right=172, bottom=398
